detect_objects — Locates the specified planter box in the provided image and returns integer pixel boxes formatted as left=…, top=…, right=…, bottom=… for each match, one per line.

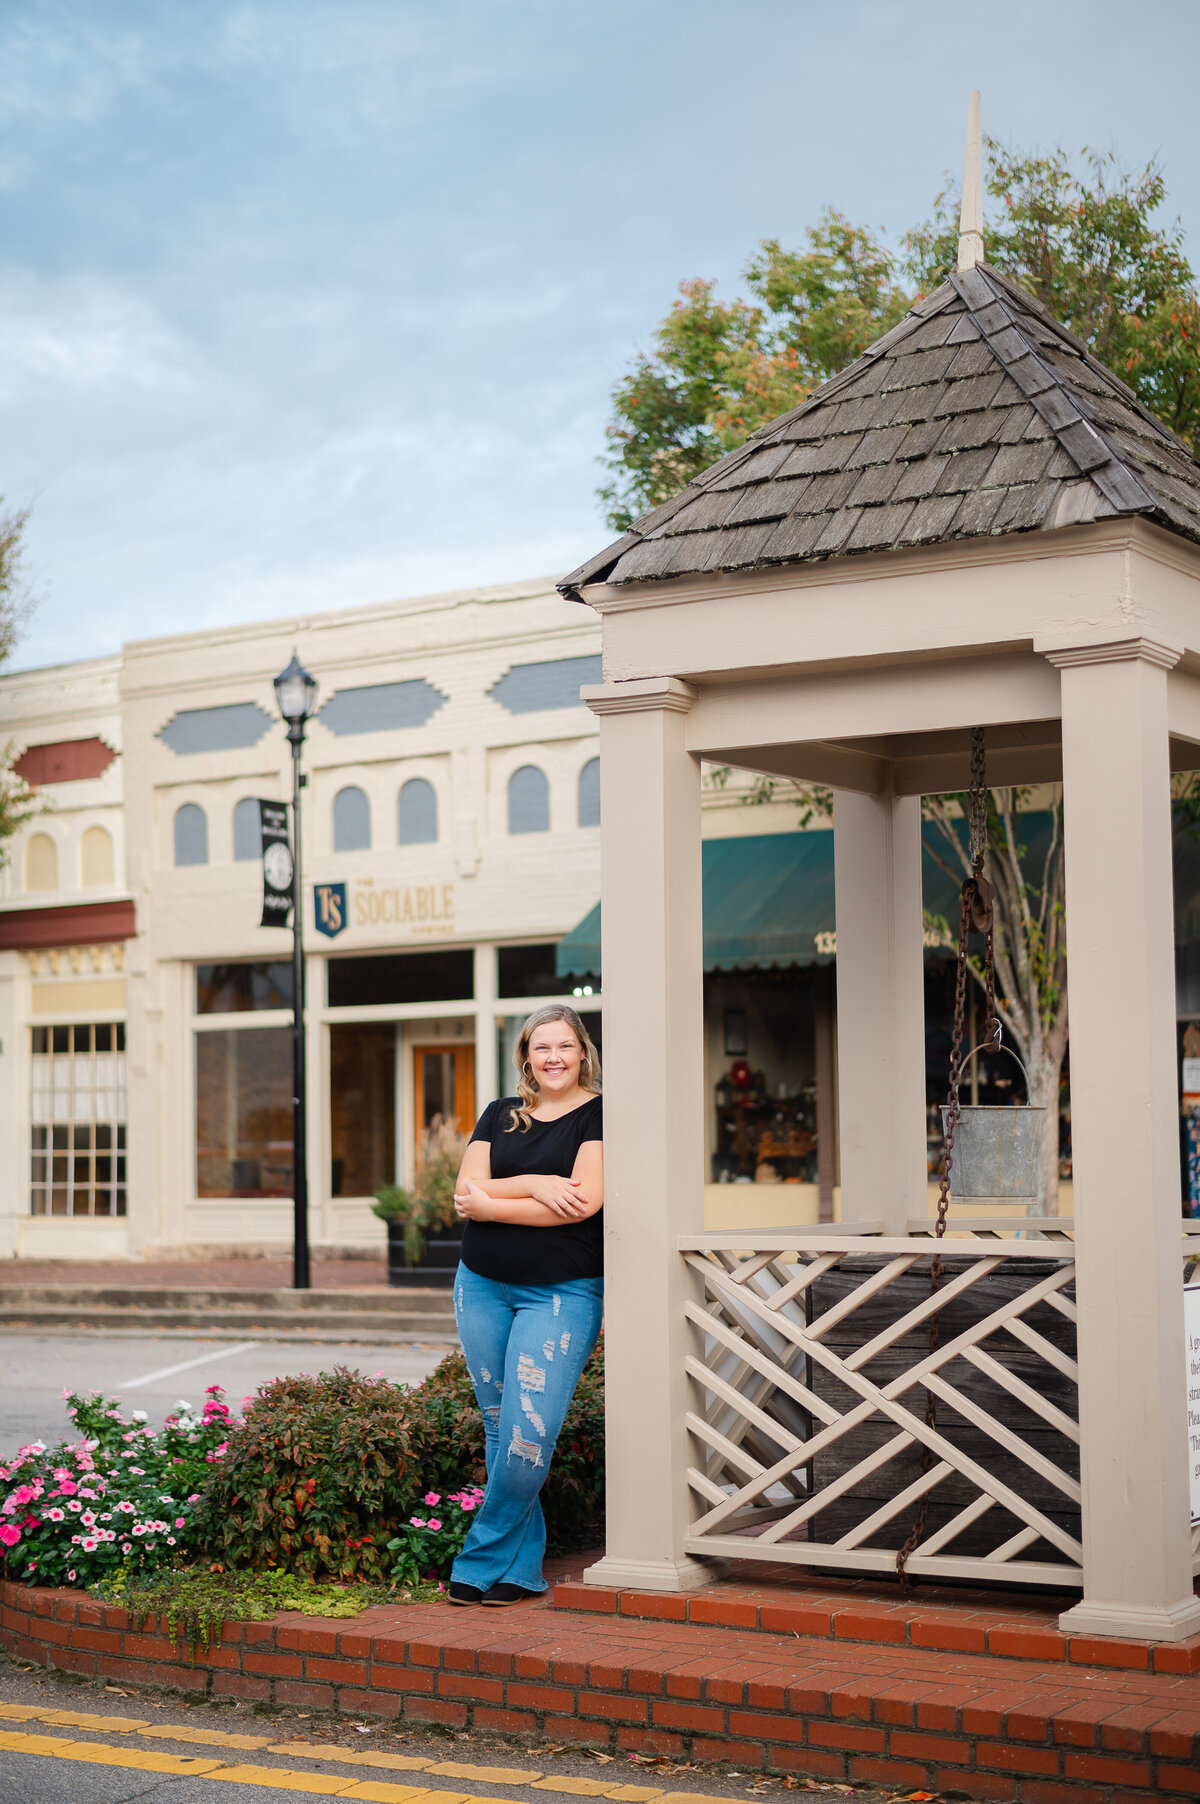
left=386, top=1217, right=463, bottom=1289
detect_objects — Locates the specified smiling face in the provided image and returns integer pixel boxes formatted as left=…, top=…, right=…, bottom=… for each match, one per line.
left=526, top=1018, right=584, bottom=1099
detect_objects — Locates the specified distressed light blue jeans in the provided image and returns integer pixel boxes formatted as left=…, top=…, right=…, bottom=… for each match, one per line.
left=451, top=1264, right=604, bottom=1594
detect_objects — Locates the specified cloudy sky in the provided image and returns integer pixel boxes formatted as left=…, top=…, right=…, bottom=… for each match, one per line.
left=3, top=0, right=1199, bottom=671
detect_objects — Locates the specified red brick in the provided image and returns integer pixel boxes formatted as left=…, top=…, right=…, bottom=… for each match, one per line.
left=508, top=1682, right=576, bottom=1713
left=547, top=1655, right=589, bottom=1686
left=870, top=1683, right=938, bottom=1727
left=829, top=1682, right=876, bottom=1721
left=1017, top=1783, right=1105, bottom=1804
left=543, top=1714, right=613, bottom=1746
left=1152, top=1639, right=1200, bottom=1675
left=623, top=1662, right=667, bottom=1696
left=338, top=1688, right=402, bottom=1719
left=1158, top=1766, right=1200, bottom=1796
left=553, top=1582, right=618, bottom=1613
left=743, top=1667, right=800, bottom=1711
left=830, top=1606, right=906, bottom=1645
left=473, top=1706, right=540, bottom=1735
left=807, top=1721, right=886, bottom=1754
left=759, top=1603, right=833, bottom=1638
left=960, top=1695, right=1007, bottom=1736
left=368, top=1662, right=436, bottom=1694
left=915, top=1685, right=980, bottom=1729
left=587, top=1657, right=629, bottom=1689
left=122, top=1633, right=184, bottom=1663
left=102, top=1606, right=133, bottom=1631
left=619, top=1592, right=688, bottom=1622
left=275, top=1625, right=339, bottom=1655
left=580, top=1692, right=646, bottom=1723
left=29, top=1618, right=69, bottom=1645
left=70, top=1626, right=122, bottom=1654
left=650, top=1700, right=726, bottom=1734
left=244, top=1651, right=303, bottom=1677
left=198, top=1644, right=241, bottom=1670
left=31, top=1591, right=55, bottom=1617
left=403, top=1696, right=468, bottom=1726
left=53, top=1596, right=78, bottom=1622
left=152, top=1661, right=209, bottom=1692
left=767, top=1746, right=847, bottom=1778
left=910, top=1616, right=987, bottom=1654
left=75, top=1600, right=104, bottom=1627
left=615, top=1726, right=688, bottom=1757
left=1099, top=1704, right=1173, bottom=1751
left=1148, top=1712, right=1200, bottom=1759
left=1062, top=1752, right=1155, bottom=1785
left=274, top=1680, right=337, bottom=1708
left=339, top=1630, right=375, bottom=1659
left=43, top=1646, right=97, bottom=1677
left=687, top=1597, right=758, bottom=1630
left=694, top=1738, right=765, bottom=1766
left=511, top=1649, right=553, bottom=1679
left=987, top=1624, right=1067, bottom=1661
left=1066, top=1634, right=1151, bottom=1670
left=849, top=1757, right=929, bottom=1788
left=405, top=1637, right=446, bottom=1668
left=1004, top=1695, right=1080, bottom=1741
left=300, top=1656, right=363, bottom=1685
left=975, top=1742, right=1061, bottom=1774
left=436, top=1672, right=505, bottom=1703
left=213, top=1672, right=273, bottom=1701
left=1051, top=1698, right=1120, bottom=1746
left=661, top=1658, right=711, bottom=1700
left=889, top=1730, right=972, bottom=1762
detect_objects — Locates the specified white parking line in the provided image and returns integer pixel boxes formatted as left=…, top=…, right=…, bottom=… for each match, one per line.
left=118, top=1342, right=260, bottom=1391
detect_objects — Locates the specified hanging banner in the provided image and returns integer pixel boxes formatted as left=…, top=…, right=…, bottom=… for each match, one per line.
left=1187, top=1282, right=1200, bottom=1526
left=259, top=800, right=294, bottom=927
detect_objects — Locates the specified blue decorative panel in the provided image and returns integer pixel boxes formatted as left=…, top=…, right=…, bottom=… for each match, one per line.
left=158, top=703, right=273, bottom=755
left=398, top=778, right=438, bottom=845
left=318, top=680, right=446, bottom=737
left=508, top=765, right=549, bottom=835
left=333, top=785, right=371, bottom=852
left=174, top=803, right=209, bottom=867
left=232, top=797, right=262, bottom=862
left=488, top=655, right=602, bottom=715
left=578, top=758, right=600, bottom=828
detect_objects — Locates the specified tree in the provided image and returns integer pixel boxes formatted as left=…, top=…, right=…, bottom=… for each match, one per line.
left=652, top=142, right=1199, bottom=1215
left=0, top=501, right=40, bottom=869
left=601, top=145, right=1200, bottom=531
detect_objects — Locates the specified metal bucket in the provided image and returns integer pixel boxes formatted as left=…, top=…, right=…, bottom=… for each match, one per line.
left=940, top=1045, right=1044, bottom=1200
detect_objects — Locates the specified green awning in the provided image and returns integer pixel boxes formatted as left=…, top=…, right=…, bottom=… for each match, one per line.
left=556, top=819, right=1200, bottom=984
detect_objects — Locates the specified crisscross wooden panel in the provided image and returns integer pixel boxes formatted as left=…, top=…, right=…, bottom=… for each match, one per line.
left=680, top=1235, right=1082, bottom=1588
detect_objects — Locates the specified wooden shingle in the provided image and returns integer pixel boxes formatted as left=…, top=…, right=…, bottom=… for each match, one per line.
left=561, top=264, right=1200, bottom=598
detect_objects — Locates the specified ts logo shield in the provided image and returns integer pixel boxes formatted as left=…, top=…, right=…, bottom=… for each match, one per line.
left=313, top=882, right=347, bottom=938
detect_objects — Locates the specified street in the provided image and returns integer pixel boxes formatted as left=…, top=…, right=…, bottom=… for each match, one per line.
left=0, top=1333, right=453, bottom=1452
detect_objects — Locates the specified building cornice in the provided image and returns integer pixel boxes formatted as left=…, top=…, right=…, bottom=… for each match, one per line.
left=582, top=678, right=698, bottom=718
left=1037, top=632, right=1184, bottom=671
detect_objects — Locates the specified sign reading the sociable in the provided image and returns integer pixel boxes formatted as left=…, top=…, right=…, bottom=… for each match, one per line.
left=313, top=882, right=348, bottom=938
left=259, top=801, right=294, bottom=928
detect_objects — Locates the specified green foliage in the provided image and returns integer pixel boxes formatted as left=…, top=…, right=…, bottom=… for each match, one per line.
left=92, top=1564, right=425, bottom=1657
left=196, top=1367, right=414, bottom=1582
left=602, top=145, right=1200, bottom=530
left=386, top=1485, right=484, bottom=1586
left=372, top=1117, right=466, bottom=1266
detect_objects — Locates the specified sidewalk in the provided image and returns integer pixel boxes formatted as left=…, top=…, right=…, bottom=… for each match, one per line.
left=0, top=1255, right=390, bottom=1290
left=5, top=1558, right=1200, bottom=1800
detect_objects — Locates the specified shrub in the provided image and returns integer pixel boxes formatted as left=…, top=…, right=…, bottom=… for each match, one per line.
left=372, top=1116, right=467, bottom=1266
left=196, top=1367, right=413, bottom=1581
left=386, top=1486, right=484, bottom=1585
left=0, top=1388, right=235, bottom=1590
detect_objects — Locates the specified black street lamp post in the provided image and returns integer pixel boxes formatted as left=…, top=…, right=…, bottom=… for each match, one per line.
left=273, top=652, right=319, bottom=1291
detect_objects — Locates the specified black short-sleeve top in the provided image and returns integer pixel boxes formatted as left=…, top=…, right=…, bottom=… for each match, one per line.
left=459, top=1093, right=603, bottom=1286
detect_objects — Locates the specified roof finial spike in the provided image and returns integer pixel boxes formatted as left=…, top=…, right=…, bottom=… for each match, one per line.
left=957, top=90, right=984, bottom=271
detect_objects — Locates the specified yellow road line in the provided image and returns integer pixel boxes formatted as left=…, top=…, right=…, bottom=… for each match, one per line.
left=141, top=1722, right=279, bottom=1749
left=270, top=1743, right=446, bottom=1771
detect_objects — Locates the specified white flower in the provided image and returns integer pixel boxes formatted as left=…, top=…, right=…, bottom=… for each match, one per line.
left=131, top=1410, right=147, bottom=1422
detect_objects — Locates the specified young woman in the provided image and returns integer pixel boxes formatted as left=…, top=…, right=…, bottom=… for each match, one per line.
left=447, top=1004, right=603, bottom=1606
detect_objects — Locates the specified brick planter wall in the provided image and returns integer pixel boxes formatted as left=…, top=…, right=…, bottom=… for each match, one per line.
left=4, top=1580, right=1200, bottom=1801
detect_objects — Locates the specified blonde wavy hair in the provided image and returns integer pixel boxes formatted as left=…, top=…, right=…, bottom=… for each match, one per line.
left=506, top=1005, right=602, bottom=1133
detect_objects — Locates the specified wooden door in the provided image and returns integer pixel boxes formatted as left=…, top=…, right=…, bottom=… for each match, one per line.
left=412, top=1044, right=476, bottom=1147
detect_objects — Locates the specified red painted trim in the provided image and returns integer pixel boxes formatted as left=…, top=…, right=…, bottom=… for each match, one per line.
left=0, top=898, right=136, bottom=950
left=13, top=738, right=117, bottom=786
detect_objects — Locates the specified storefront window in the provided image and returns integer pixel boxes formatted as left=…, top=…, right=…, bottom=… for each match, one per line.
left=497, top=943, right=561, bottom=998
left=196, top=1027, right=292, bottom=1196
left=707, top=972, right=818, bottom=1183
left=196, top=962, right=293, bottom=1014
left=327, top=949, right=473, bottom=1008
left=30, top=1023, right=127, bottom=1216
left=330, top=1024, right=396, bottom=1197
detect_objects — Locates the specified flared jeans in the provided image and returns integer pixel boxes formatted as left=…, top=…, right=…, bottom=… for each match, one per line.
left=451, top=1264, right=604, bottom=1594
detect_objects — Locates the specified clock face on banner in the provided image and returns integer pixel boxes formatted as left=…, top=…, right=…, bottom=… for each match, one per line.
left=264, top=842, right=294, bottom=891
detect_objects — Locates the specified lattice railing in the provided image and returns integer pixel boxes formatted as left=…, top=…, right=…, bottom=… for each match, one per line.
left=680, top=1233, right=1082, bottom=1588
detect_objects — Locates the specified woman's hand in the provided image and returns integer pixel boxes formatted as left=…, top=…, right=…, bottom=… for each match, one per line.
left=454, top=1180, right=497, bottom=1221
left=527, top=1174, right=589, bottom=1220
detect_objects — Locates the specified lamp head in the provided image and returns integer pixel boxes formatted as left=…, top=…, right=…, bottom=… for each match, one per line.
left=274, top=651, right=318, bottom=730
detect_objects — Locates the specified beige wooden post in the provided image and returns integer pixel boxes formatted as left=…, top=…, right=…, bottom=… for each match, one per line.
left=833, top=790, right=927, bottom=1232
left=1043, top=634, right=1200, bottom=1641
left=580, top=676, right=716, bottom=1591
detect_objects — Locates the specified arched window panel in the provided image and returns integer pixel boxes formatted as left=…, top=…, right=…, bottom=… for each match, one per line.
left=80, top=825, right=115, bottom=887
left=233, top=797, right=263, bottom=862
left=333, top=785, right=371, bottom=852
left=508, top=765, right=550, bottom=835
left=26, top=833, right=58, bottom=891
left=174, top=804, right=209, bottom=867
left=398, top=778, right=438, bottom=845
left=578, top=758, right=600, bottom=828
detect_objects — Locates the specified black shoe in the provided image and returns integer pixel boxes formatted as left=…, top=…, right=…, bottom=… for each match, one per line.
left=480, top=1582, right=539, bottom=1607
left=447, top=1580, right=484, bottom=1605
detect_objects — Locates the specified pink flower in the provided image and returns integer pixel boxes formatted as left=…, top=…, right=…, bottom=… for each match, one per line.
left=67, top=1569, right=76, bottom=1581
left=175, top=1518, right=186, bottom=1529
left=423, top=1492, right=441, bottom=1506
left=460, top=1497, right=477, bottom=1510
left=81, top=1538, right=98, bottom=1553
left=426, top=1518, right=442, bottom=1531
left=11, top=1486, right=34, bottom=1507
left=44, top=1508, right=65, bottom=1522
left=0, top=1524, right=21, bottom=1548
left=57, top=1479, right=77, bottom=1496
left=409, top=1516, right=426, bottom=1528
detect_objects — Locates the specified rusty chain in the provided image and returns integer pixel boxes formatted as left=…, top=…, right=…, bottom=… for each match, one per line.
left=895, top=727, right=995, bottom=1585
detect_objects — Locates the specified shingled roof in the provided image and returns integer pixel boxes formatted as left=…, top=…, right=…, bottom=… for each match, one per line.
left=560, top=264, right=1200, bottom=598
